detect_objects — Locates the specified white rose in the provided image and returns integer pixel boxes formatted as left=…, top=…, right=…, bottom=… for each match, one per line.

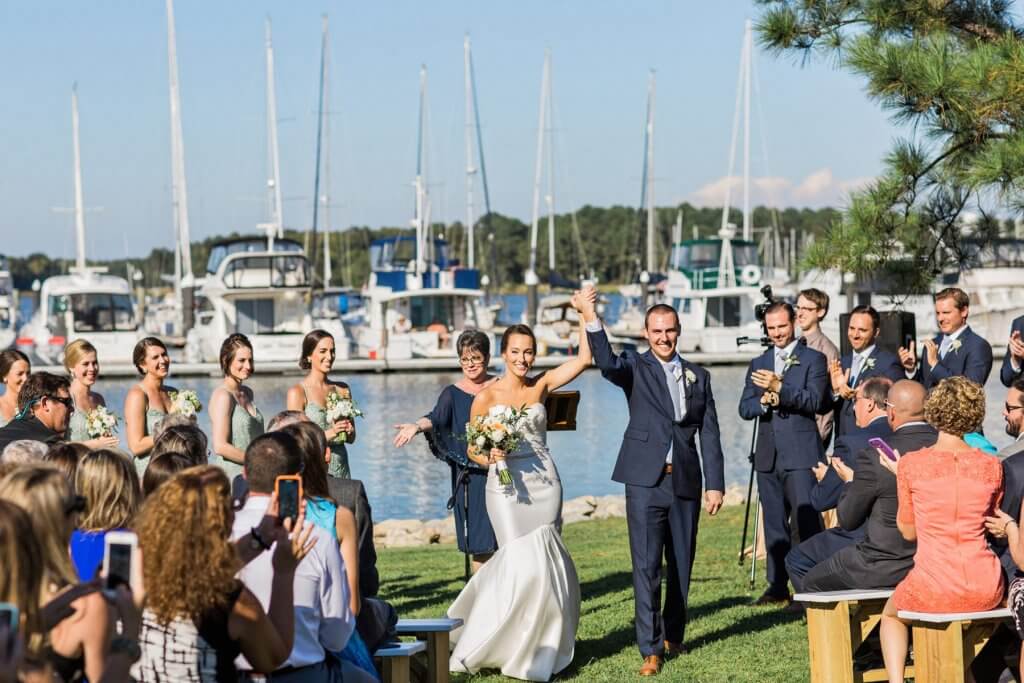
left=475, top=436, right=487, bottom=447
left=490, top=430, right=504, bottom=442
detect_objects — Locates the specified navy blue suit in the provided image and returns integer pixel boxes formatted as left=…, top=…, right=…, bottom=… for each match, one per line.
left=787, top=416, right=893, bottom=591
left=587, top=325, right=724, bottom=656
left=1000, top=316, right=1024, bottom=388
left=739, top=340, right=829, bottom=594
left=914, top=325, right=993, bottom=390
left=833, top=348, right=904, bottom=437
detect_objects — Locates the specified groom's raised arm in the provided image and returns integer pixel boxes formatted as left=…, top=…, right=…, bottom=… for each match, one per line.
left=580, top=294, right=633, bottom=389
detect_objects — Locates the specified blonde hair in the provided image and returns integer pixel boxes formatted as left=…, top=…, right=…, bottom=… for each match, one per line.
left=924, top=376, right=987, bottom=437
left=0, top=465, right=78, bottom=588
left=63, top=339, right=98, bottom=375
left=75, top=449, right=141, bottom=531
left=136, top=465, right=240, bottom=623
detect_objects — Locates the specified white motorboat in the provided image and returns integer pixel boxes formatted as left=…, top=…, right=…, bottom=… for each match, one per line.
left=0, top=256, right=16, bottom=351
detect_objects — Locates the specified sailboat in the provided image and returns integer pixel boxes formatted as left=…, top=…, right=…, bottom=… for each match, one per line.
left=352, top=65, right=490, bottom=360
left=185, top=19, right=344, bottom=364
left=661, top=19, right=791, bottom=354
left=18, top=87, right=141, bottom=364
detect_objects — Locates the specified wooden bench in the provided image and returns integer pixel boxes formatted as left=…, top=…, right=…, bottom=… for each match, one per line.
left=897, top=608, right=1012, bottom=683
left=394, top=618, right=462, bottom=683
left=375, top=640, right=427, bottom=683
left=795, top=589, right=898, bottom=682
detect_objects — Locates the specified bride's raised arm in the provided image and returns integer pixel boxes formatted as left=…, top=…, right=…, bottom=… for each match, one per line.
left=538, top=290, right=594, bottom=394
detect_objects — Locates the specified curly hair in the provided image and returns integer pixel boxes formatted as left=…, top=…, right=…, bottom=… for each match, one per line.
left=75, top=449, right=141, bottom=531
left=0, top=465, right=78, bottom=587
left=924, top=376, right=986, bottom=437
left=136, top=465, right=240, bottom=624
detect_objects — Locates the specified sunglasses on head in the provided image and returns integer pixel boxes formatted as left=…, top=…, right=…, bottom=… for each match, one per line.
left=46, top=395, right=74, bottom=412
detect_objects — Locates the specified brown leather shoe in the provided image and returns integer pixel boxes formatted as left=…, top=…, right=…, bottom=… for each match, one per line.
left=663, top=640, right=686, bottom=657
left=639, top=655, right=663, bottom=676
left=752, top=590, right=792, bottom=606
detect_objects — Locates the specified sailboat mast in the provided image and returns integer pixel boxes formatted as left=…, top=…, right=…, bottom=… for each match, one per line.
left=310, top=14, right=329, bottom=286
left=545, top=52, right=555, bottom=275
left=645, top=70, right=656, bottom=275
left=265, top=18, right=284, bottom=243
left=720, top=21, right=748, bottom=235
left=528, top=50, right=550, bottom=279
left=166, top=0, right=194, bottom=332
left=414, top=65, right=428, bottom=278
left=463, top=35, right=475, bottom=269
left=742, top=18, right=752, bottom=242
left=468, top=44, right=496, bottom=288
left=322, top=17, right=332, bottom=287
left=71, top=85, right=87, bottom=271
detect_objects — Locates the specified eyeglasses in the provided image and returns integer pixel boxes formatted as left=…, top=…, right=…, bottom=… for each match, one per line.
left=795, top=305, right=819, bottom=313
left=884, top=400, right=895, bottom=409
left=1006, top=403, right=1024, bottom=413
left=47, top=395, right=74, bottom=412
left=63, top=494, right=87, bottom=516
left=459, top=356, right=486, bottom=367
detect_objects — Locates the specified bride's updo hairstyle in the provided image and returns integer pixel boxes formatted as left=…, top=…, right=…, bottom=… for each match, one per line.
left=500, top=324, right=536, bottom=354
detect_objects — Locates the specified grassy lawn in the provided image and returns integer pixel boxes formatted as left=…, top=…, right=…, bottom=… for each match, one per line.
left=377, top=505, right=809, bottom=682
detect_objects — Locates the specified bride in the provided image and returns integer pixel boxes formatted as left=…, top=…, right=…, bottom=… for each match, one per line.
left=448, top=291, right=592, bottom=681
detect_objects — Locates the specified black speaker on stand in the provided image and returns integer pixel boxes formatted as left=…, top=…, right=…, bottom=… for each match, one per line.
left=838, top=311, right=917, bottom=357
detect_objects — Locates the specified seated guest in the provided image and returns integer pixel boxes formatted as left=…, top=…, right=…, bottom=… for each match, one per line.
left=0, top=372, right=73, bottom=451
left=232, top=432, right=357, bottom=682
left=141, top=452, right=193, bottom=497
left=878, top=377, right=1004, bottom=683
left=897, top=287, right=993, bottom=389
left=44, top=441, right=90, bottom=483
left=828, top=306, right=903, bottom=437
left=71, top=449, right=141, bottom=581
left=134, top=465, right=304, bottom=681
left=807, top=381, right=936, bottom=591
left=151, top=412, right=198, bottom=440
left=985, top=378, right=1024, bottom=579
left=786, top=377, right=893, bottom=592
left=150, top=422, right=208, bottom=466
left=1, top=439, right=48, bottom=465
left=1000, top=314, right=1024, bottom=388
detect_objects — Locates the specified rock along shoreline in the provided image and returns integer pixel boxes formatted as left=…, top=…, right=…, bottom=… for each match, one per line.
left=373, top=483, right=748, bottom=549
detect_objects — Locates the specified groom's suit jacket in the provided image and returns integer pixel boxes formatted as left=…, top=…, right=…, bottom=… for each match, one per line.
left=738, top=341, right=829, bottom=473
left=587, top=326, right=725, bottom=500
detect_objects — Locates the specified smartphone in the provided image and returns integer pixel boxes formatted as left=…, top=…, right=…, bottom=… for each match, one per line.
left=275, top=475, right=303, bottom=523
left=102, top=531, right=138, bottom=594
left=0, top=603, right=18, bottom=636
left=869, top=437, right=898, bottom=462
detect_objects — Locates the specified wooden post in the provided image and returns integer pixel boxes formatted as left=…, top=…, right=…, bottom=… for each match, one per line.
left=425, top=632, right=450, bottom=683
left=382, top=655, right=411, bottom=683
left=912, top=621, right=965, bottom=683
left=805, top=602, right=855, bottom=683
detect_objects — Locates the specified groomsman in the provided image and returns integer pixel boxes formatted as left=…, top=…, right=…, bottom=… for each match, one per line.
left=582, top=291, right=724, bottom=677
left=739, top=301, right=830, bottom=604
left=796, top=288, right=840, bottom=446
left=897, top=287, right=993, bottom=390
left=1000, top=315, right=1024, bottom=387
left=829, top=306, right=903, bottom=437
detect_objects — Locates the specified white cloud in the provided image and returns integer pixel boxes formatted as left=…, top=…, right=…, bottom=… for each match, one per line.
left=686, top=167, right=874, bottom=208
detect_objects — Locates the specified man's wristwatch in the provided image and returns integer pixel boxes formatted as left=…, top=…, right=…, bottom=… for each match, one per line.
left=110, top=636, right=142, bottom=663
left=249, top=526, right=272, bottom=552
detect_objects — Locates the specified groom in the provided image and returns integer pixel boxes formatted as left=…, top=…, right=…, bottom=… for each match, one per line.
left=580, top=290, right=724, bottom=677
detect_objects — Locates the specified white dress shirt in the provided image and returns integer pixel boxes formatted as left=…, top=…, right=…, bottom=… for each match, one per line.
left=907, top=324, right=968, bottom=377
left=231, top=495, right=354, bottom=671
left=850, top=344, right=876, bottom=387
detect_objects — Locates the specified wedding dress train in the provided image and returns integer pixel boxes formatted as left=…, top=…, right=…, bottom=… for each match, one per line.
left=448, top=403, right=580, bottom=681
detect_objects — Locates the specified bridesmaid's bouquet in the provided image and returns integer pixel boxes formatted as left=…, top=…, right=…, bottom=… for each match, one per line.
left=85, top=406, right=119, bottom=438
left=325, top=391, right=363, bottom=444
left=169, top=390, right=202, bottom=417
left=465, top=405, right=531, bottom=489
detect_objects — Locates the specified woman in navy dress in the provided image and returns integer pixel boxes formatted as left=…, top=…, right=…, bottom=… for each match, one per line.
left=394, top=330, right=498, bottom=571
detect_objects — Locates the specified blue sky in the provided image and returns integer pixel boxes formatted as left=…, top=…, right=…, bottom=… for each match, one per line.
left=0, top=1, right=898, bottom=258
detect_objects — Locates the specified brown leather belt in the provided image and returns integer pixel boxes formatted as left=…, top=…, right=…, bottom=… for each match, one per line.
left=663, top=464, right=673, bottom=474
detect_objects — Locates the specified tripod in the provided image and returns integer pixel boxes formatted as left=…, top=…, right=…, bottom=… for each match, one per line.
left=738, top=414, right=761, bottom=590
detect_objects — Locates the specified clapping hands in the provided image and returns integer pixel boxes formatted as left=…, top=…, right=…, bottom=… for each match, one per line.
left=1010, top=330, right=1024, bottom=364
left=828, top=359, right=853, bottom=399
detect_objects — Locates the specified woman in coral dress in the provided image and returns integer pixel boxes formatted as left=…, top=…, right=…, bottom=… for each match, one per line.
left=877, top=377, right=1004, bottom=683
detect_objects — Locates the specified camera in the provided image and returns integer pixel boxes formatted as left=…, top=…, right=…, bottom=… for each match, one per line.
left=736, top=285, right=776, bottom=348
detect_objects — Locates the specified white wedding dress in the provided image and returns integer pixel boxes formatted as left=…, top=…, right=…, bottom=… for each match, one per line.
left=448, top=403, right=581, bottom=681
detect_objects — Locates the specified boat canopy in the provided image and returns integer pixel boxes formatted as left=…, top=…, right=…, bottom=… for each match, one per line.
left=370, top=236, right=453, bottom=271
left=206, top=238, right=303, bottom=274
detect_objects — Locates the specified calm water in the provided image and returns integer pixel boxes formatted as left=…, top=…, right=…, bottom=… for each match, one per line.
left=56, top=365, right=1016, bottom=522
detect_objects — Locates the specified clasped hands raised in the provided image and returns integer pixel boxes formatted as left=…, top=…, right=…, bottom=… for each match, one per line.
left=751, top=369, right=781, bottom=407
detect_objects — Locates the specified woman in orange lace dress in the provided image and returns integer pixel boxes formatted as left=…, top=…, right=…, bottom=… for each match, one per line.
left=877, top=377, right=1004, bottom=683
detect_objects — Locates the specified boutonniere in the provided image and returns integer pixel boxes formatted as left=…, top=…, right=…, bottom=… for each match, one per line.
left=950, top=339, right=962, bottom=354
left=684, top=369, right=697, bottom=385
left=863, top=357, right=876, bottom=371
left=782, top=355, right=800, bottom=374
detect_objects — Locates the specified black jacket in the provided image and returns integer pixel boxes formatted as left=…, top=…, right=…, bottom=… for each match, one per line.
left=0, top=416, right=64, bottom=453
left=834, top=422, right=938, bottom=589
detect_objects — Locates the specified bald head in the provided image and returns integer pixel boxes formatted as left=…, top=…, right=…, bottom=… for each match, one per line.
left=888, top=380, right=927, bottom=428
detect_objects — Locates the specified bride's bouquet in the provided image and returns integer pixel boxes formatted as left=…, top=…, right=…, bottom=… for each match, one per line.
left=325, top=391, right=363, bottom=444
left=465, top=405, right=531, bottom=489
left=85, top=405, right=119, bottom=438
left=169, top=390, right=202, bottom=417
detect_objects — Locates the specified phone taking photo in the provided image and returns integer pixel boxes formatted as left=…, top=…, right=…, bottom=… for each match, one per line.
left=0, top=603, right=18, bottom=636
left=102, top=531, right=138, bottom=595
left=868, top=437, right=899, bottom=462
left=275, top=475, right=302, bottom=523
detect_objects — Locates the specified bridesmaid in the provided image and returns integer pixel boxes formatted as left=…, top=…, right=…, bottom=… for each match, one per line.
left=0, top=350, right=30, bottom=428
left=286, top=329, right=356, bottom=478
left=209, top=334, right=264, bottom=480
left=65, top=339, right=120, bottom=450
left=393, top=330, right=498, bottom=572
left=124, top=337, right=174, bottom=472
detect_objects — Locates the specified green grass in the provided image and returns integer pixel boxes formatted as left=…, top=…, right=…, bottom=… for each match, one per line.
left=377, top=506, right=810, bottom=682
